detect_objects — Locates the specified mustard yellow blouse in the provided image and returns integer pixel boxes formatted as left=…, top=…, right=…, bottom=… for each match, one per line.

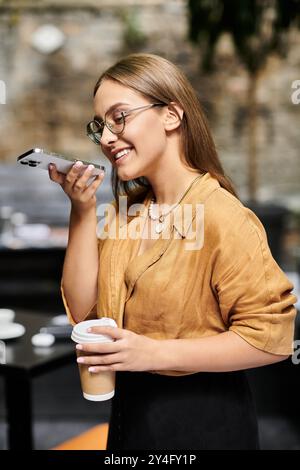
left=61, top=172, right=298, bottom=375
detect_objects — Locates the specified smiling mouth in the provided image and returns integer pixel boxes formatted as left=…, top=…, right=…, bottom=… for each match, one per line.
left=114, top=148, right=133, bottom=164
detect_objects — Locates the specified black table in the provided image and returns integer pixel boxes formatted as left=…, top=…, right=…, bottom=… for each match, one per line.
left=0, top=310, right=76, bottom=450
left=0, top=245, right=66, bottom=312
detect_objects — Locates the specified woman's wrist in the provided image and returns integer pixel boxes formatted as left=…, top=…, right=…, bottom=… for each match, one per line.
left=71, top=202, right=97, bottom=221
left=150, top=339, right=178, bottom=371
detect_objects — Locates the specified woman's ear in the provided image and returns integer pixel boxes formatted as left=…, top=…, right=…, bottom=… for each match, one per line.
left=163, top=101, right=184, bottom=131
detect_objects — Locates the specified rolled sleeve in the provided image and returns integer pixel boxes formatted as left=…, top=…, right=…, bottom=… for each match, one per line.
left=213, top=205, right=298, bottom=355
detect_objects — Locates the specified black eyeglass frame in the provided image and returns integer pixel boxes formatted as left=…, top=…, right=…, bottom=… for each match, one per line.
left=86, top=103, right=165, bottom=145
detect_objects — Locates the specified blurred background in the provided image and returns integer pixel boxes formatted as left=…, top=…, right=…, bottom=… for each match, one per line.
left=0, top=0, right=299, bottom=450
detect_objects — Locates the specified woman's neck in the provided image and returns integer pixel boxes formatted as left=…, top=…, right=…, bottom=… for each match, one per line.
left=148, top=168, right=202, bottom=206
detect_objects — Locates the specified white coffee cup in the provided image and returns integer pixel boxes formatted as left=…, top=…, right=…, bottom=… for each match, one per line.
left=71, top=318, right=117, bottom=401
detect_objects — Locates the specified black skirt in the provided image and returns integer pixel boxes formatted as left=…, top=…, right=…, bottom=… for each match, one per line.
left=106, top=370, right=260, bottom=450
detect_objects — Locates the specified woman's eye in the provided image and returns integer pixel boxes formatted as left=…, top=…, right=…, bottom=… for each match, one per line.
left=112, top=110, right=124, bottom=122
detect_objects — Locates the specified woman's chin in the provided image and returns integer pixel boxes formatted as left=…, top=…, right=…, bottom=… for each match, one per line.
left=118, top=172, right=136, bottom=182
left=117, top=168, right=143, bottom=182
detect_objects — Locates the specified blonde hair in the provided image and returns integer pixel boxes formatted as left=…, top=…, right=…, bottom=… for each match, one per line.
left=93, top=53, right=239, bottom=209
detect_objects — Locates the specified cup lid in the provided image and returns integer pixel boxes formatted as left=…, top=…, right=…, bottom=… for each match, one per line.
left=71, top=318, right=117, bottom=344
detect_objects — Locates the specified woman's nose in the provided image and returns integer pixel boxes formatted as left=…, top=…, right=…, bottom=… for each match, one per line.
left=101, top=125, right=118, bottom=146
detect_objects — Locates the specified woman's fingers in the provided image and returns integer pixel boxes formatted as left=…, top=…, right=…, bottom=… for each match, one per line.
left=83, top=172, right=105, bottom=196
left=65, top=162, right=104, bottom=193
left=48, top=160, right=105, bottom=208
left=71, top=164, right=94, bottom=191
left=87, top=326, right=124, bottom=340
left=48, top=163, right=65, bottom=185
left=63, top=161, right=85, bottom=191
left=77, top=353, right=122, bottom=366
left=76, top=340, right=120, bottom=354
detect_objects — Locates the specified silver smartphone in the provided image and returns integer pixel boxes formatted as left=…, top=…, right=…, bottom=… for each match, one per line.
left=16, top=148, right=105, bottom=178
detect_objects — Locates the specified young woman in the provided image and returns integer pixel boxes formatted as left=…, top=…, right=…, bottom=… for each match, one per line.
left=49, top=53, right=297, bottom=450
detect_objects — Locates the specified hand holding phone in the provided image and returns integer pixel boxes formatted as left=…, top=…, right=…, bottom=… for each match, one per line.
left=17, top=148, right=105, bottom=178
left=17, top=148, right=106, bottom=212
left=48, top=158, right=105, bottom=213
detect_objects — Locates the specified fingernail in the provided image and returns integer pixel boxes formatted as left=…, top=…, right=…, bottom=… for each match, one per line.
left=76, top=344, right=83, bottom=350
left=77, top=357, right=84, bottom=363
left=89, top=367, right=96, bottom=373
left=74, top=161, right=83, bottom=168
left=88, top=164, right=95, bottom=171
left=100, top=171, right=105, bottom=176
left=49, top=164, right=54, bottom=170
left=87, top=328, right=92, bottom=332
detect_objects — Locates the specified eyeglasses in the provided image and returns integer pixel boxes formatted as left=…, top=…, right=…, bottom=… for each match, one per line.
left=86, top=103, right=165, bottom=145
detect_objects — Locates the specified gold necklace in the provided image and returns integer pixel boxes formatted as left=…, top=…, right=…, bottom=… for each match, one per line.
left=148, top=174, right=204, bottom=234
